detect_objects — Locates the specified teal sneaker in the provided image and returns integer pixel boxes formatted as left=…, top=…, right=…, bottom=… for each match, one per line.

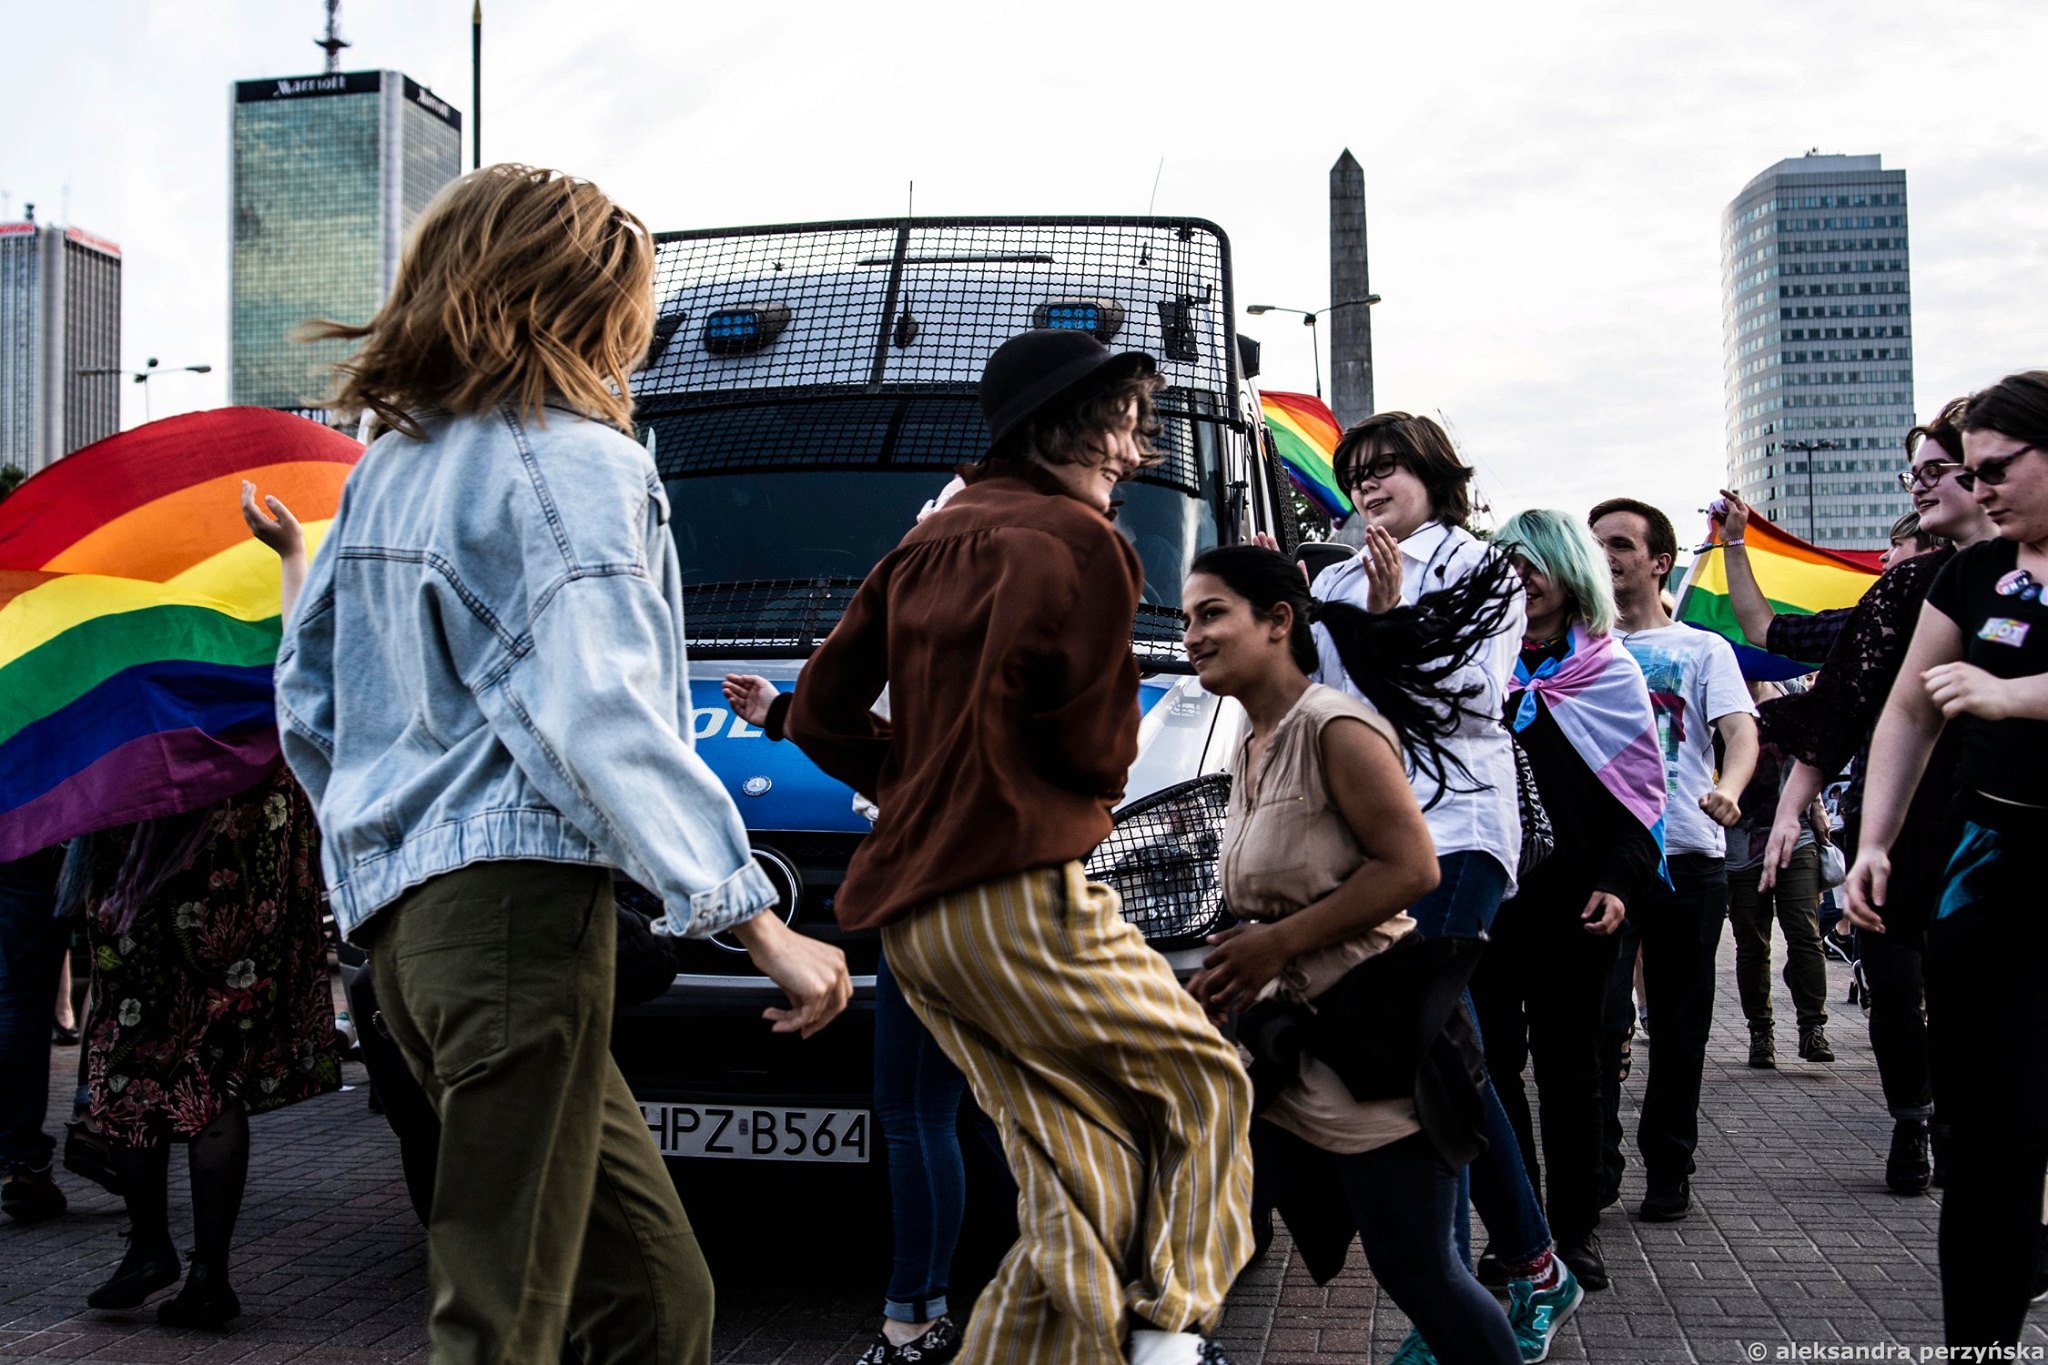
left=1508, top=1260, right=1584, bottom=1362
left=1387, top=1328, right=1439, bottom=1364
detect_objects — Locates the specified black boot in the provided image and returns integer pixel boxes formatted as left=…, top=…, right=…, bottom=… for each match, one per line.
left=86, top=1233, right=181, bottom=1309
left=1748, top=1023, right=1776, bottom=1069
left=1885, top=1118, right=1932, bottom=1196
left=156, top=1257, right=240, bottom=1330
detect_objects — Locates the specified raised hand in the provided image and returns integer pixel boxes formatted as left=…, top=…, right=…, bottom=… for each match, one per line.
left=1360, top=526, right=1404, bottom=614
left=721, top=673, right=779, bottom=728
left=241, top=480, right=305, bottom=560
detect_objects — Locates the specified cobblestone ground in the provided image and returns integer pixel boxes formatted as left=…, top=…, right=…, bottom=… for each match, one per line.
left=4, top=935, right=2045, bottom=1363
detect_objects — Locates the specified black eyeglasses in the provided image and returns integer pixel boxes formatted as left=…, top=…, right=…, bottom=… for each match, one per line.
left=1344, top=454, right=1401, bottom=488
left=1956, top=445, right=2041, bottom=492
left=1896, top=460, right=1963, bottom=494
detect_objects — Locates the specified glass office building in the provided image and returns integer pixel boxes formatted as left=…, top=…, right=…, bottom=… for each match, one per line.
left=0, top=220, right=122, bottom=474
left=1721, top=154, right=1913, bottom=550
left=230, top=70, right=461, bottom=413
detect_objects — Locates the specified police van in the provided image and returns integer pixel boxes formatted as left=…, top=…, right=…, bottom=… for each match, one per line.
left=612, top=216, right=1300, bottom=1174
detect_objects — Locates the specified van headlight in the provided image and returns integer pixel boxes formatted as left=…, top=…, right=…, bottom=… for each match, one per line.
left=1086, top=775, right=1231, bottom=947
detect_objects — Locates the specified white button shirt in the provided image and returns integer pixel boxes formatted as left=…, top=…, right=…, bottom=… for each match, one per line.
left=1309, top=521, right=1526, bottom=899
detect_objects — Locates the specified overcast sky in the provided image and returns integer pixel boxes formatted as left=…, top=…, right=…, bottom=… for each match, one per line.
left=9, top=0, right=2044, bottom=540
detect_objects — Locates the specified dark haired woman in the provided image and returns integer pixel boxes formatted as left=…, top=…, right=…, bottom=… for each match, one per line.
left=1720, top=406, right=1995, bottom=1197
left=1849, top=371, right=2048, bottom=1347
left=789, top=330, right=1255, bottom=1364
left=1184, top=542, right=1521, bottom=1365
left=1472, top=511, right=1665, bottom=1294
left=1309, top=415, right=1569, bottom=1335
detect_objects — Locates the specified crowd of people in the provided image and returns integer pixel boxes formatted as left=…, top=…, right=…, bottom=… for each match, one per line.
left=2, top=161, right=2045, bottom=1365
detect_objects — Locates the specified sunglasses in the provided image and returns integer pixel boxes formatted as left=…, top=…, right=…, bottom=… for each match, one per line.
left=1896, top=460, right=1963, bottom=494
left=1344, top=454, right=1402, bottom=488
left=1956, top=445, right=2041, bottom=492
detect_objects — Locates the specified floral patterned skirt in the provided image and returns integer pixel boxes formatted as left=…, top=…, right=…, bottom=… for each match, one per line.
left=84, top=767, right=341, bottom=1146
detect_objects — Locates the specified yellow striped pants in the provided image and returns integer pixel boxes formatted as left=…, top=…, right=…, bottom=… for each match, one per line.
left=881, top=862, right=1255, bottom=1364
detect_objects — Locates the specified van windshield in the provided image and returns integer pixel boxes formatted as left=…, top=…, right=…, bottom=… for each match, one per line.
left=643, top=393, right=1223, bottom=662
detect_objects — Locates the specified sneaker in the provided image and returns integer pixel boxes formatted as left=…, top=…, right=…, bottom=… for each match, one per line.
left=1885, top=1119, right=1932, bottom=1196
left=1639, top=1177, right=1691, bottom=1222
left=1798, top=1025, right=1835, bottom=1063
left=857, top=1316, right=962, bottom=1364
left=1508, top=1263, right=1583, bottom=1363
left=1474, top=1248, right=1509, bottom=1289
left=1387, top=1329, right=1439, bottom=1364
left=1557, top=1231, right=1609, bottom=1292
left=1748, top=1024, right=1776, bottom=1069
left=0, top=1161, right=65, bottom=1223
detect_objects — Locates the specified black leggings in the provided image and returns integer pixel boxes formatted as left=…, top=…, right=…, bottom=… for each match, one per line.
left=1265, top=1126, right=1520, bottom=1364
left=1923, top=795, right=2048, bottom=1347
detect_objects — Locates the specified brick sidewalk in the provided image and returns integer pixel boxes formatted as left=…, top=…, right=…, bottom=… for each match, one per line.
left=4, top=937, right=2044, bottom=1363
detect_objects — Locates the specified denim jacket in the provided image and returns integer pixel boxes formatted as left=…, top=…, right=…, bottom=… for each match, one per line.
left=275, top=405, right=776, bottom=942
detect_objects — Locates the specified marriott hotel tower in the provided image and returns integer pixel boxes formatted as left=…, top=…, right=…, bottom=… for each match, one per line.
left=229, top=70, right=462, bottom=414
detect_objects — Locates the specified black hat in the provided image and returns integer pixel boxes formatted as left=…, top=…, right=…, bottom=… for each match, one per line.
left=979, top=329, right=1156, bottom=452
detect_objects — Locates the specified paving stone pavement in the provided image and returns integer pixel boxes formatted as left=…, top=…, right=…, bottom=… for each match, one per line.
left=5, top=933, right=2044, bottom=1363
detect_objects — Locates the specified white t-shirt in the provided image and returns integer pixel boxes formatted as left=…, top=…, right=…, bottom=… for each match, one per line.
left=1617, top=624, right=1756, bottom=858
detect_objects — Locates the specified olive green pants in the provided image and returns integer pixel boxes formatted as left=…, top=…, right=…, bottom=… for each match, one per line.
left=366, top=861, right=711, bottom=1365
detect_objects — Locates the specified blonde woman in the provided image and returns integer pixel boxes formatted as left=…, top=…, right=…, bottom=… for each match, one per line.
left=274, top=164, right=851, bottom=1364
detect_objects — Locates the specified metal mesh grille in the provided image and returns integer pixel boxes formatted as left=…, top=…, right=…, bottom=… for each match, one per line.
left=1086, top=774, right=1233, bottom=946
left=641, top=392, right=1212, bottom=496
left=675, top=579, right=1188, bottom=668
left=639, top=216, right=1236, bottom=407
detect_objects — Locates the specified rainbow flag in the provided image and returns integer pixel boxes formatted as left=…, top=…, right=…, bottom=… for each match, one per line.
left=1675, top=507, right=1884, bottom=682
left=1260, top=390, right=1351, bottom=519
left=0, top=408, right=362, bottom=860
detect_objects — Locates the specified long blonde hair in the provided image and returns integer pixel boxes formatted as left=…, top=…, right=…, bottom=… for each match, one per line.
left=304, top=163, right=655, bottom=438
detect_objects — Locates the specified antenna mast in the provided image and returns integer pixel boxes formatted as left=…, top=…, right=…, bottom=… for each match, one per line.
left=314, top=0, right=352, bottom=74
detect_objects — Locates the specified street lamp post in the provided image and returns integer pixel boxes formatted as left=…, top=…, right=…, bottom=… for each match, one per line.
left=1779, top=437, right=1841, bottom=543
left=1245, top=296, right=1382, bottom=401
left=78, top=357, right=213, bottom=425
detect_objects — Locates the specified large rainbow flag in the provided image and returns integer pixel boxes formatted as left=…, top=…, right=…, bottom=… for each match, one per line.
left=1675, top=507, right=1885, bottom=682
left=0, top=409, right=362, bottom=860
left=1260, top=390, right=1351, bottom=520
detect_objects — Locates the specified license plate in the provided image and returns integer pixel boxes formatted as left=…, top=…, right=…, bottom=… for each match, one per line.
left=639, top=1103, right=871, bottom=1164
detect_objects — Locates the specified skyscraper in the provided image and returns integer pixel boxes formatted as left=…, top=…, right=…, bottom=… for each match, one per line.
left=229, top=69, right=461, bottom=413
left=1721, top=153, right=1913, bottom=549
left=0, top=216, right=122, bottom=475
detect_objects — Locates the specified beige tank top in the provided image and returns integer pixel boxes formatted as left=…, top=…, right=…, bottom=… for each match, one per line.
left=1221, top=683, right=1422, bottom=1154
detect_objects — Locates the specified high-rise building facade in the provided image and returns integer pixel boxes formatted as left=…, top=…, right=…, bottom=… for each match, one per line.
left=230, top=69, right=461, bottom=412
left=1721, top=153, right=1913, bottom=549
left=0, top=219, right=122, bottom=475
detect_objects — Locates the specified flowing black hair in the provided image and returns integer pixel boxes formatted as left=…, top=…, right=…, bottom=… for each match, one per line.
left=1189, top=543, right=1518, bottom=809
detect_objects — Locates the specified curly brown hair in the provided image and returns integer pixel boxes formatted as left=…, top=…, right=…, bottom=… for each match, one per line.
left=301, top=164, right=655, bottom=439
left=997, top=368, right=1167, bottom=471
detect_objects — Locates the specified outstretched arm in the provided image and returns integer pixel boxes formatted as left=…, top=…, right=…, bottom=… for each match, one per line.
left=1843, top=604, right=1964, bottom=931
left=1715, top=491, right=1775, bottom=647
left=241, top=480, right=308, bottom=620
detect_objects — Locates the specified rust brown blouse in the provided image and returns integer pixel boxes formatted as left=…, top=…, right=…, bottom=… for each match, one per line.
left=786, top=475, right=1143, bottom=931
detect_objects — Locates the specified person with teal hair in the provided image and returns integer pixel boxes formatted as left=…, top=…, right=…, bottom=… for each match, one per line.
left=1466, top=509, right=1666, bottom=1293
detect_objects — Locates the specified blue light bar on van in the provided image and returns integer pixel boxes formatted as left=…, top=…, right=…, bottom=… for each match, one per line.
left=1033, top=298, right=1125, bottom=343
left=703, top=303, right=792, bottom=356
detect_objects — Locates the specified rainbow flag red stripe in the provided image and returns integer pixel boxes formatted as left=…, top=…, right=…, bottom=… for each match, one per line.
left=1675, top=507, right=1883, bottom=682
left=0, top=408, right=362, bottom=859
left=1260, top=390, right=1351, bottom=519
